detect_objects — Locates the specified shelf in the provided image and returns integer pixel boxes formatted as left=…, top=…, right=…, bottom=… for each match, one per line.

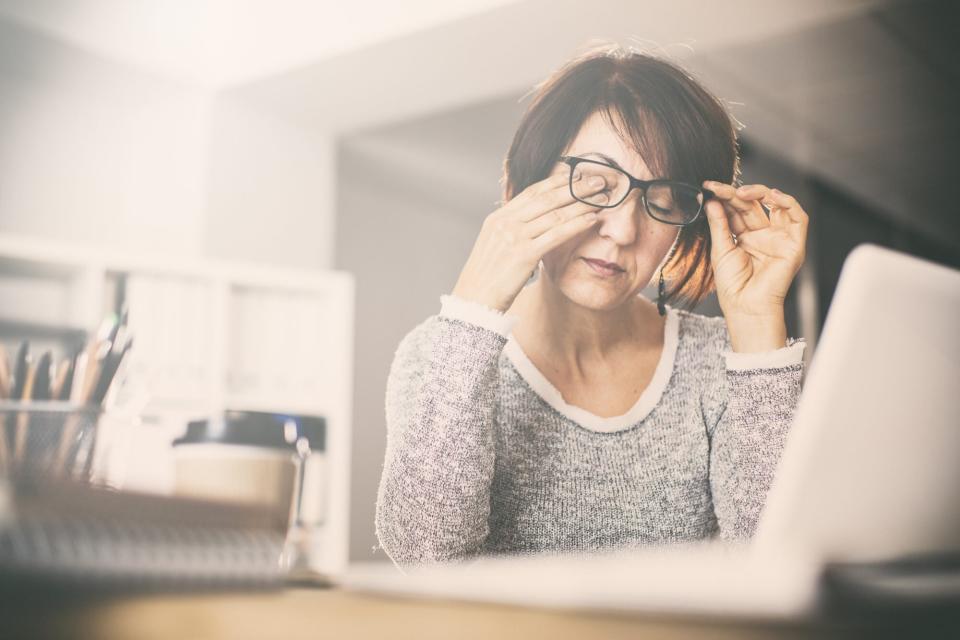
left=0, top=231, right=355, bottom=573
left=0, top=255, right=86, bottom=279
left=0, top=317, right=88, bottom=343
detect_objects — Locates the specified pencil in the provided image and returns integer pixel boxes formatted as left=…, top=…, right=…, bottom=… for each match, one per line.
left=0, top=343, right=10, bottom=399
left=57, top=349, right=80, bottom=401
left=0, top=344, right=8, bottom=467
left=50, top=358, right=70, bottom=400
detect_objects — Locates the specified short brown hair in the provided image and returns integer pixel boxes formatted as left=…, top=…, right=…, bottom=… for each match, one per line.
left=500, top=43, right=740, bottom=309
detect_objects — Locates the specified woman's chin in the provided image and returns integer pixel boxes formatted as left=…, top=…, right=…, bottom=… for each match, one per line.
left=559, top=279, right=632, bottom=310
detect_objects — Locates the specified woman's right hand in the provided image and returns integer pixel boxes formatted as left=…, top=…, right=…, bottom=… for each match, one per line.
left=450, top=169, right=608, bottom=312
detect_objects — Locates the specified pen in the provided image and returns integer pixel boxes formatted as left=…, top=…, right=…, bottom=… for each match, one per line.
left=91, top=327, right=131, bottom=407
left=22, top=351, right=53, bottom=463
left=82, top=340, right=110, bottom=405
left=32, top=351, right=52, bottom=401
left=6, top=341, right=29, bottom=459
left=55, top=338, right=108, bottom=475
left=14, top=359, right=38, bottom=462
left=10, top=341, right=28, bottom=401
left=82, top=333, right=134, bottom=479
left=0, top=344, right=9, bottom=467
left=70, top=346, right=92, bottom=404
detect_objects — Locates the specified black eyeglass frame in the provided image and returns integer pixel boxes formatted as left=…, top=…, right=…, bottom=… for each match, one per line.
left=558, top=155, right=715, bottom=227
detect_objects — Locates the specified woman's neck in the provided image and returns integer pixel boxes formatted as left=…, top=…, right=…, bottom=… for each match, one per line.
left=508, top=276, right=663, bottom=375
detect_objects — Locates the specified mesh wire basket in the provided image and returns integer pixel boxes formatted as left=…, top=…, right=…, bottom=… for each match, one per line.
left=0, top=401, right=104, bottom=482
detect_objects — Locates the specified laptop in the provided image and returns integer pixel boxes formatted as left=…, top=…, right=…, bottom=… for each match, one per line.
left=338, top=243, right=960, bottom=621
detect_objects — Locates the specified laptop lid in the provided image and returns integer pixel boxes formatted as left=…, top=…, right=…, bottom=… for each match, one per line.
left=754, top=243, right=960, bottom=563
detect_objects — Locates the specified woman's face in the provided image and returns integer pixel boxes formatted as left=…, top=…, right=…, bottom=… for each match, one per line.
left=541, top=110, right=679, bottom=311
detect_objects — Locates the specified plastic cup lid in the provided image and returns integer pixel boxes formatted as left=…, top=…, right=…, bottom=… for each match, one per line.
left=172, top=410, right=326, bottom=451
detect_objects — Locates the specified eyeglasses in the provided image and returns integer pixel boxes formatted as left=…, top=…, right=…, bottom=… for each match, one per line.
left=558, top=155, right=715, bottom=227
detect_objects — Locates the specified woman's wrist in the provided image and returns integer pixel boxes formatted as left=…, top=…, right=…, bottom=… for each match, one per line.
left=450, top=283, right=511, bottom=314
left=725, top=338, right=805, bottom=370
left=725, top=311, right=788, bottom=353
left=439, top=293, right=519, bottom=337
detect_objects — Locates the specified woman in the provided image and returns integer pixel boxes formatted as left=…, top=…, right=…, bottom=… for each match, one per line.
left=375, top=44, right=809, bottom=568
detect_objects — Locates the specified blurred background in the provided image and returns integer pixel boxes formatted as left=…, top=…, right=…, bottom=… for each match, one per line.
left=0, top=0, right=956, bottom=569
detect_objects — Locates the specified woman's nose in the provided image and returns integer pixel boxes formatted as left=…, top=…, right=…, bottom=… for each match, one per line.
left=595, top=198, right=640, bottom=246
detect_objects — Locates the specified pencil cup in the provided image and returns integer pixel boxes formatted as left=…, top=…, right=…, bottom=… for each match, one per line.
left=0, top=401, right=105, bottom=482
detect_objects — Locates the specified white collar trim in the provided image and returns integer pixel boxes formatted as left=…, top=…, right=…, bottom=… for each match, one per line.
left=503, top=305, right=680, bottom=433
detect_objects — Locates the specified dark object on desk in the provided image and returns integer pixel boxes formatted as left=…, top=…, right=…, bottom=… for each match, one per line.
left=0, top=476, right=288, bottom=592
left=818, top=551, right=960, bottom=622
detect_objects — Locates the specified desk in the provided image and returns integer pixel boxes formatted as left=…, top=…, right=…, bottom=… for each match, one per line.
left=5, top=586, right=955, bottom=640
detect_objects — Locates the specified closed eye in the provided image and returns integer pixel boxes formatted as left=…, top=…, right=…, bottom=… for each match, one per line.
left=647, top=202, right=671, bottom=215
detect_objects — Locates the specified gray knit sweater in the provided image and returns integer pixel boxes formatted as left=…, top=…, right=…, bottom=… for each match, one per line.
left=375, top=293, right=806, bottom=568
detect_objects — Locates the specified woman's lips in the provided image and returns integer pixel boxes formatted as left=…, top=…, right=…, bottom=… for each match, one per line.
left=582, top=258, right=624, bottom=276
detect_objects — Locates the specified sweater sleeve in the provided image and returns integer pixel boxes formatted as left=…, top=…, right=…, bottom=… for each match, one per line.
left=702, top=320, right=806, bottom=542
left=374, top=295, right=518, bottom=568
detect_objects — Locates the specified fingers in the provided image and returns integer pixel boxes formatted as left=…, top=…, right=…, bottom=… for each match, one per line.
left=705, top=200, right=737, bottom=258
left=735, top=183, right=770, bottom=201
left=530, top=208, right=600, bottom=254
left=520, top=170, right=609, bottom=250
left=704, top=180, right=768, bottom=231
left=511, top=171, right=607, bottom=223
left=485, top=168, right=607, bottom=272
left=763, top=188, right=809, bottom=225
left=702, top=181, right=748, bottom=234
left=524, top=194, right=604, bottom=238
left=735, top=184, right=771, bottom=217
left=705, top=192, right=747, bottom=235
left=504, top=172, right=568, bottom=216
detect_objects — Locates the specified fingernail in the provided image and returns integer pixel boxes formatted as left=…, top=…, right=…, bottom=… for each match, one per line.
left=589, top=176, right=604, bottom=187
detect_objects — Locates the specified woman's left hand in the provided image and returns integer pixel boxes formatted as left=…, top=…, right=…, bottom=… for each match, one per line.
left=702, top=181, right=809, bottom=349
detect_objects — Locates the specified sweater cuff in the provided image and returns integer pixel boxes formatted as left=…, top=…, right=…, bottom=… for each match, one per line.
left=724, top=337, right=806, bottom=371
left=439, top=293, right=520, bottom=338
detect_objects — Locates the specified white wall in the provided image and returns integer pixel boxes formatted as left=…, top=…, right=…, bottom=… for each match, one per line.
left=204, top=96, right=335, bottom=269
left=0, top=18, right=212, bottom=255
left=0, top=17, right=337, bottom=269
